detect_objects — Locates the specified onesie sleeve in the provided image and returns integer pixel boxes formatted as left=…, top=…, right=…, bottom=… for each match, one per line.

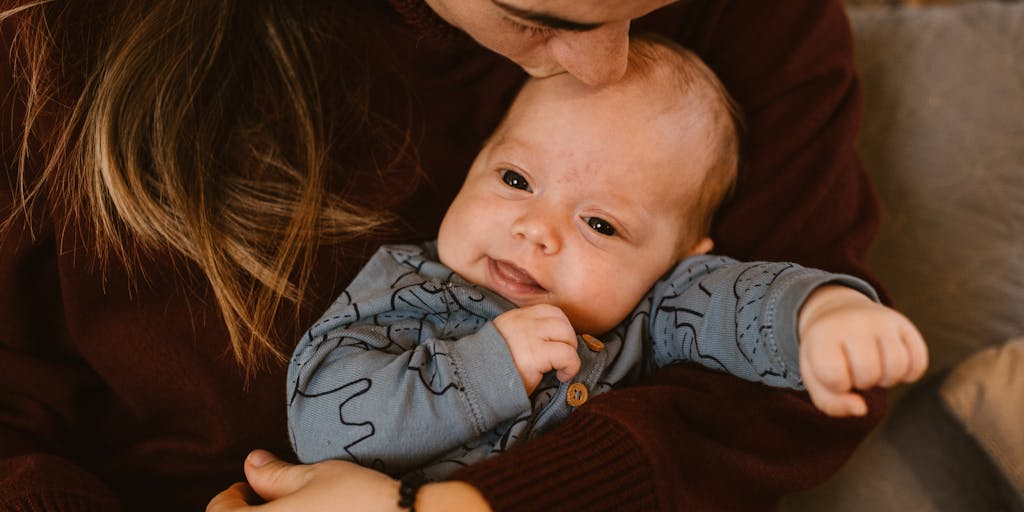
left=645, top=255, right=878, bottom=389
left=286, top=246, right=529, bottom=476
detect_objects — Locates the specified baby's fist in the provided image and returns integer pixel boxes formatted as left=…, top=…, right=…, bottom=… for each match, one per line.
left=799, top=285, right=928, bottom=417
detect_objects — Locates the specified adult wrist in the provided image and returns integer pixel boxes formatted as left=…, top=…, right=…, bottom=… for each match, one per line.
left=412, top=480, right=492, bottom=512
left=398, top=472, right=429, bottom=511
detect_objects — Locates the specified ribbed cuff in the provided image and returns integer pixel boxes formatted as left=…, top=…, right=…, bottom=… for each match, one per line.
left=449, top=412, right=659, bottom=511
left=769, top=269, right=880, bottom=378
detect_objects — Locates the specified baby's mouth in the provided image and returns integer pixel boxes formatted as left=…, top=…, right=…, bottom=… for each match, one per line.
left=487, top=258, right=547, bottom=297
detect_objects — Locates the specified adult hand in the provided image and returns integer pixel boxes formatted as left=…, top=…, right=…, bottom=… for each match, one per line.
left=206, top=450, right=400, bottom=512
left=206, top=450, right=491, bottom=512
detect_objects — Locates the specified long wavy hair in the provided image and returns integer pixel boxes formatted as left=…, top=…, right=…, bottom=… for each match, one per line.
left=1, top=0, right=408, bottom=375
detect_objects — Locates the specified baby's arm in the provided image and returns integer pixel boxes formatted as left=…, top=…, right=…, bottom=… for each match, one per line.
left=797, top=285, right=928, bottom=417
left=288, top=316, right=529, bottom=475
left=287, top=247, right=530, bottom=476
left=645, top=256, right=870, bottom=390
left=646, top=256, right=928, bottom=417
left=493, top=304, right=581, bottom=395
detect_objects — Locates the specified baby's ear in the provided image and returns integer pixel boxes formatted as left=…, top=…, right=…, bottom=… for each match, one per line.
left=686, top=237, right=714, bottom=257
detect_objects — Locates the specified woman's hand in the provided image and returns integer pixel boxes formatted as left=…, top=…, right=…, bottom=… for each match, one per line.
left=206, top=450, right=492, bottom=512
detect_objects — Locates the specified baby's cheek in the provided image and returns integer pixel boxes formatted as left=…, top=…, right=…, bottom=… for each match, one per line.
left=561, top=260, right=643, bottom=332
left=563, top=290, right=638, bottom=335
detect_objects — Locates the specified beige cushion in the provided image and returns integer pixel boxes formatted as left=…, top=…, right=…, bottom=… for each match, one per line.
left=940, top=338, right=1024, bottom=500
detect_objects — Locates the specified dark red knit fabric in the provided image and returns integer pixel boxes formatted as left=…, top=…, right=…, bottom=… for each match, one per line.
left=0, top=1, right=884, bottom=510
left=0, top=454, right=121, bottom=512
left=454, top=365, right=885, bottom=511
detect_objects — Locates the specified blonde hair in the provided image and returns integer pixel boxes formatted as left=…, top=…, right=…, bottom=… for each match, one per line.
left=1, top=1, right=408, bottom=375
left=628, top=34, right=743, bottom=249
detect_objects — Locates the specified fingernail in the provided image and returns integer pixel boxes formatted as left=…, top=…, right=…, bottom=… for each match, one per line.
left=248, top=450, right=272, bottom=467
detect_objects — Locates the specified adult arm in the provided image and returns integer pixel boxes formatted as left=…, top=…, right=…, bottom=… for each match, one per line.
left=207, top=450, right=493, bottom=512
left=288, top=246, right=529, bottom=475
left=0, top=17, right=124, bottom=511
left=452, top=364, right=885, bottom=511
left=695, top=0, right=884, bottom=287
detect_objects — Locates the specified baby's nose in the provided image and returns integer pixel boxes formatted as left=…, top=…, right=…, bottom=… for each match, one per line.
left=512, top=213, right=562, bottom=255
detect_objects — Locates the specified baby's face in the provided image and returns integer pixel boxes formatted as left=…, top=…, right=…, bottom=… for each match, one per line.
left=438, top=72, right=712, bottom=334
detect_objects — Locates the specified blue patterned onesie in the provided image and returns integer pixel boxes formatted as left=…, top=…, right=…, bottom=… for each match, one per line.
left=287, top=243, right=876, bottom=479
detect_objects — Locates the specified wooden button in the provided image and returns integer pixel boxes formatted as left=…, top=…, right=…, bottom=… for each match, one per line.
left=581, top=334, right=604, bottom=352
left=566, top=382, right=588, bottom=407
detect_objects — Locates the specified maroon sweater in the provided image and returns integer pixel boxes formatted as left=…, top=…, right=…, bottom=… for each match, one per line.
left=0, top=1, right=885, bottom=510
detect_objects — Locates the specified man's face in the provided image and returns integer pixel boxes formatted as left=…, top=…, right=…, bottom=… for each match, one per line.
left=437, top=73, right=712, bottom=335
left=423, top=0, right=676, bottom=85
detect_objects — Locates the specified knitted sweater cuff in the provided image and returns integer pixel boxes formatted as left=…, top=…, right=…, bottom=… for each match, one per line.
left=449, top=412, right=659, bottom=511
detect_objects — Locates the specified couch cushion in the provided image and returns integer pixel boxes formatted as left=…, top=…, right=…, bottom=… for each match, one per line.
left=856, top=1, right=1024, bottom=374
left=783, top=3, right=1024, bottom=510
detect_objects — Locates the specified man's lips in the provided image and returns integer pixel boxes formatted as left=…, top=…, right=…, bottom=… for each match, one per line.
left=487, top=258, right=547, bottom=298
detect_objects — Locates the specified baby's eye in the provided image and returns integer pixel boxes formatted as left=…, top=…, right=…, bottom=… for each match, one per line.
left=585, top=217, right=616, bottom=236
left=500, top=169, right=531, bottom=191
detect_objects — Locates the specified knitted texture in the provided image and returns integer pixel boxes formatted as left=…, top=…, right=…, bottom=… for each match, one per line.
left=0, top=455, right=122, bottom=512
left=452, top=413, right=659, bottom=511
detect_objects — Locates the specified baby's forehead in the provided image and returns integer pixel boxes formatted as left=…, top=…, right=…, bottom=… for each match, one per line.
left=487, top=134, right=699, bottom=214
left=517, top=67, right=686, bottom=113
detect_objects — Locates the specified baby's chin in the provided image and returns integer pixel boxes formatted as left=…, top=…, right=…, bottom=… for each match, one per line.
left=563, top=309, right=625, bottom=337
left=499, top=297, right=622, bottom=336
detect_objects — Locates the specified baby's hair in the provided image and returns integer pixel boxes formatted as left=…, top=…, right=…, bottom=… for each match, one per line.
left=483, top=33, right=743, bottom=255
left=626, top=34, right=744, bottom=252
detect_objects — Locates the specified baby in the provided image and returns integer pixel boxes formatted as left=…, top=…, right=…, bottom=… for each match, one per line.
left=287, top=36, right=927, bottom=480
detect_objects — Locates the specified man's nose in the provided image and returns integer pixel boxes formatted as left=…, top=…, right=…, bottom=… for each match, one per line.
left=511, top=209, right=562, bottom=255
left=549, top=20, right=630, bottom=86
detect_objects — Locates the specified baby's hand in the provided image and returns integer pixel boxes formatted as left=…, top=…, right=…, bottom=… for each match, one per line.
left=798, top=285, right=928, bottom=417
left=493, top=304, right=581, bottom=395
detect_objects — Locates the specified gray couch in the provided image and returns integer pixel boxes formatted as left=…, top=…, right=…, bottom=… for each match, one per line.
left=783, top=2, right=1024, bottom=510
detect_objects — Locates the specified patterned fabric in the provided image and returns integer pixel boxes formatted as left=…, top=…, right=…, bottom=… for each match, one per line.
left=287, top=243, right=876, bottom=479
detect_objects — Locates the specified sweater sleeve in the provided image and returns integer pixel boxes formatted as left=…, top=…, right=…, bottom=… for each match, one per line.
left=287, top=247, right=529, bottom=476
left=697, top=0, right=886, bottom=296
left=451, top=1, right=886, bottom=510
left=451, top=364, right=886, bottom=511
left=0, top=19, right=124, bottom=512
